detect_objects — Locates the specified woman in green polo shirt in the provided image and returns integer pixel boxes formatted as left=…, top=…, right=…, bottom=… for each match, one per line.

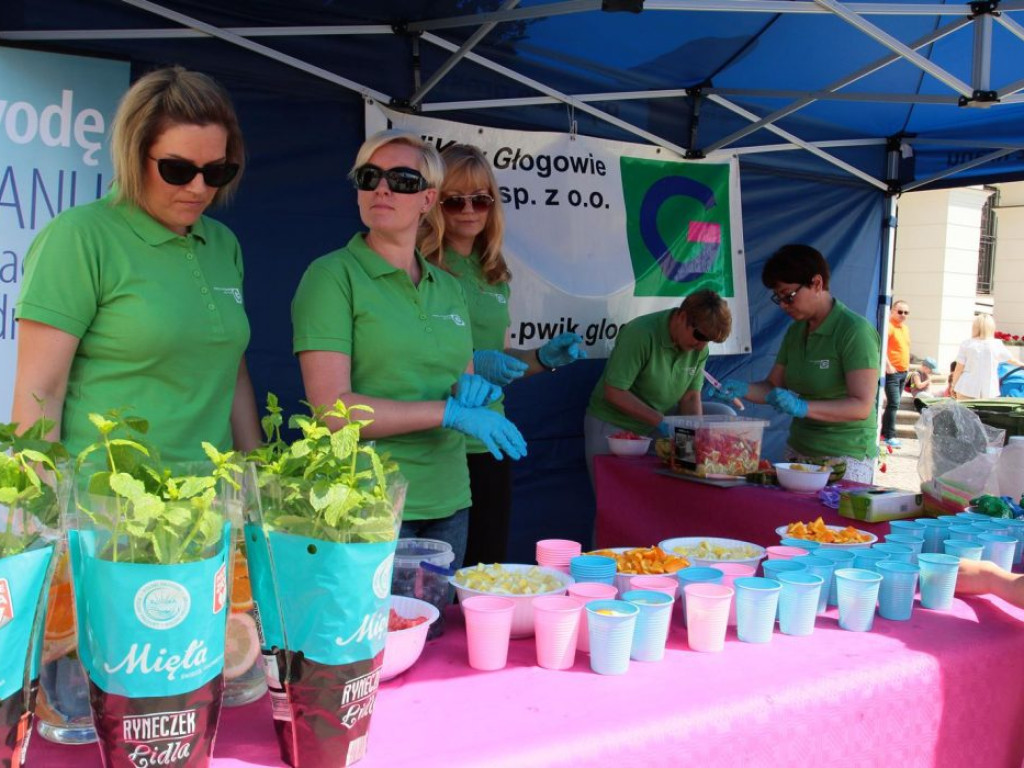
left=709, top=244, right=881, bottom=482
left=13, top=66, right=261, bottom=462
left=292, top=131, right=527, bottom=568
left=418, top=143, right=586, bottom=566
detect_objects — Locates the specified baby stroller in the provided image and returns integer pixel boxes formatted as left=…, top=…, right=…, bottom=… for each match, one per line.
left=999, top=362, right=1024, bottom=397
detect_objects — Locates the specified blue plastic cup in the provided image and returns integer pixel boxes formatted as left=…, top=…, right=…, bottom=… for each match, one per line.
left=974, top=520, right=1011, bottom=536
left=1003, top=518, right=1024, bottom=565
left=943, top=539, right=984, bottom=561
left=621, top=590, right=673, bottom=662
left=889, top=520, right=926, bottom=537
left=875, top=561, right=919, bottom=621
left=780, top=537, right=820, bottom=551
left=916, top=518, right=952, bottom=554
left=676, top=566, right=724, bottom=627
left=761, top=558, right=807, bottom=580
left=947, top=524, right=979, bottom=543
left=937, top=515, right=962, bottom=525
left=816, top=549, right=856, bottom=605
left=733, top=577, right=780, bottom=644
left=872, top=542, right=914, bottom=564
left=834, top=568, right=882, bottom=631
left=957, top=510, right=991, bottom=522
left=791, top=555, right=835, bottom=615
left=777, top=571, right=824, bottom=636
left=917, top=553, right=960, bottom=610
left=852, top=549, right=890, bottom=572
left=978, top=533, right=1017, bottom=572
left=884, top=533, right=924, bottom=563
left=585, top=599, right=639, bottom=675
left=570, top=555, right=617, bottom=585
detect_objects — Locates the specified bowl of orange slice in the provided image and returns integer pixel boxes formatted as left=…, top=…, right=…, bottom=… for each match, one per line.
left=776, top=517, right=877, bottom=550
left=588, top=546, right=689, bottom=595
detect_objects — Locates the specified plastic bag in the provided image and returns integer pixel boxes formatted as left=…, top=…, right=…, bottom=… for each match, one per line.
left=915, top=400, right=1005, bottom=484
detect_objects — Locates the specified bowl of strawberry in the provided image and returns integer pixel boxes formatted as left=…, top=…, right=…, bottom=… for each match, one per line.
left=607, top=430, right=652, bottom=456
left=382, top=595, right=441, bottom=681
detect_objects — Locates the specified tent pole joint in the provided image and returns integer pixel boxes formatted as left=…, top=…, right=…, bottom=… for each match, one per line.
left=959, top=89, right=1000, bottom=106
left=968, top=0, right=999, bottom=16
left=601, top=0, right=644, bottom=13
left=388, top=98, right=420, bottom=113
left=391, top=22, right=422, bottom=38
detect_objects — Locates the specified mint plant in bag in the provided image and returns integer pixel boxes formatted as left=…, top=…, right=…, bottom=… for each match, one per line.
left=0, top=417, right=66, bottom=766
left=245, top=395, right=405, bottom=768
left=70, top=413, right=241, bottom=768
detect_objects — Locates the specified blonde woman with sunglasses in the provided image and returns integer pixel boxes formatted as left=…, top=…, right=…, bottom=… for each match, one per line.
left=708, top=244, right=880, bottom=482
left=13, top=66, right=260, bottom=461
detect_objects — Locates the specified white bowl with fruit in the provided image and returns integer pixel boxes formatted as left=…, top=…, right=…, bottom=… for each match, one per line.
left=657, top=536, right=766, bottom=570
left=382, top=595, right=441, bottom=681
left=451, top=563, right=573, bottom=638
left=607, top=431, right=652, bottom=456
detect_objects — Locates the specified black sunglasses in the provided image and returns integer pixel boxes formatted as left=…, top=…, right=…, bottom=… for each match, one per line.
left=770, top=285, right=805, bottom=306
left=151, top=157, right=239, bottom=187
left=691, top=324, right=712, bottom=343
left=352, top=164, right=428, bottom=194
left=896, top=310, right=910, bottom=316
left=441, top=194, right=495, bottom=213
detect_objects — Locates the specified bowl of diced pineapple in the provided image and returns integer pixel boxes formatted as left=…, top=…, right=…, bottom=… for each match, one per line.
left=451, top=563, right=574, bottom=638
left=657, top=537, right=766, bottom=571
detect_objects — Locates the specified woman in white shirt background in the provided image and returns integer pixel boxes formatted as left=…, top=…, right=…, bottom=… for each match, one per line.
left=951, top=314, right=1024, bottom=399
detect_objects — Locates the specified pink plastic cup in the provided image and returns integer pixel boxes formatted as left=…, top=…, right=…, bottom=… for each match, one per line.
left=710, top=562, right=756, bottom=626
left=766, top=545, right=810, bottom=560
left=536, top=539, right=583, bottom=572
left=567, top=581, right=618, bottom=653
left=461, top=595, right=516, bottom=671
left=684, top=583, right=734, bottom=653
left=532, top=596, right=584, bottom=670
left=628, top=574, right=679, bottom=601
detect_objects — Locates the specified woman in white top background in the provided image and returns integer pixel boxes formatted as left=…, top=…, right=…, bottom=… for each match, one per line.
left=951, top=314, right=1024, bottom=399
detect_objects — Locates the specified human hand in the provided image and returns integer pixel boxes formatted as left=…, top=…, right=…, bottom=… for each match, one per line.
left=538, top=333, right=587, bottom=369
left=655, top=421, right=672, bottom=438
left=955, top=558, right=1000, bottom=596
left=472, top=350, right=529, bottom=386
left=707, top=378, right=748, bottom=403
left=767, top=388, right=809, bottom=418
left=442, top=398, right=528, bottom=460
left=455, top=373, right=502, bottom=408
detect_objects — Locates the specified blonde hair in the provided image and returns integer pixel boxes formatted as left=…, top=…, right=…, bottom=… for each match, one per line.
left=420, top=144, right=511, bottom=284
left=972, top=313, right=995, bottom=339
left=110, top=66, right=245, bottom=208
left=680, top=289, right=732, bottom=344
left=350, top=130, right=445, bottom=189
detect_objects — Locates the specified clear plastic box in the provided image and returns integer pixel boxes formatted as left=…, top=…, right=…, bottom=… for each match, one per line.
left=663, top=415, right=769, bottom=476
left=390, top=538, right=455, bottom=639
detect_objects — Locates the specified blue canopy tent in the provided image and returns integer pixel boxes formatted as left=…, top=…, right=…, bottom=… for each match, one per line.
left=3, top=0, right=1023, bottom=556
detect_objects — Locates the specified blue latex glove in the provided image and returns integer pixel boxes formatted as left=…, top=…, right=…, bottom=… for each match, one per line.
left=654, top=421, right=672, bottom=438
left=454, top=373, right=501, bottom=408
left=538, top=332, right=587, bottom=369
left=442, top=398, right=528, bottom=460
left=473, top=350, right=529, bottom=386
left=767, top=387, right=809, bottom=418
left=707, top=378, right=749, bottom=403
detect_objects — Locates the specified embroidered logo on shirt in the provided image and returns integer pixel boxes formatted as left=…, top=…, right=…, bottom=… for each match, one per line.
left=432, top=313, right=466, bottom=327
left=809, top=359, right=831, bottom=370
left=483, top=292, right=507, bottom=305
left=213, top=287, right=243, bottom=304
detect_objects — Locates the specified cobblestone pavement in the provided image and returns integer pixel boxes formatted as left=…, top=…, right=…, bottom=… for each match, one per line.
left=876, top=434, right=923, bottom=492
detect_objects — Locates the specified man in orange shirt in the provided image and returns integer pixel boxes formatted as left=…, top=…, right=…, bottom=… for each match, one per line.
left=883, top=299, right=911, bottom=447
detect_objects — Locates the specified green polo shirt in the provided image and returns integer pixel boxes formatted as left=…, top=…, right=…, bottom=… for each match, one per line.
left=776, top=299, right=880, bottom=459
left=442, top=247, right=511, bottom=455
left=292, top=233, right=473, bottom=521
left=16, top=192, right=250, bottom=463
left=587, top=309, right=707, bottom=434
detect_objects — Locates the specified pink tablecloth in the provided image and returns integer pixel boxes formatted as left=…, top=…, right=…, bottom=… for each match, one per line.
left=30, top=597, right=1024, bottom=768
left=595, top=454, right=885, bottom=549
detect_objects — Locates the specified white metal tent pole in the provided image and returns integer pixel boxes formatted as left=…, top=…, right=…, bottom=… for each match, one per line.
left=996, top=11, right=1024, bottom=43
left=973, top=12, right=993, bottom=93
left=0, top=25, right=394, bottom=40
left=900, top=148, right=1018, bottom=192
left=116, top=0, right=392, bottom=102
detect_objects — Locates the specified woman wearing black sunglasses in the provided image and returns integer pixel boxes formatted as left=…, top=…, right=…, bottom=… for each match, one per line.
left=13, top=66, right=260, bottom=463
left=708, top=244, right=880, bottom=482
left=418, top=144, right=586, bottom=566
left=293, top=131, right=527, bottom=569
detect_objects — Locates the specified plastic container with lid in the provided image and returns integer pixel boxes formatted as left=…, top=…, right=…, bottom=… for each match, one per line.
left=663, top=415, right=769, bottom=477
left=390, top=538, right=455, bottom=639
left=996, top=435, right=1024, bottom=504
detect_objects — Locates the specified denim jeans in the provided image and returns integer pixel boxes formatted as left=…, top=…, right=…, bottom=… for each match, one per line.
left=882, top=371, right=908, bottom=440
left=399, top=507, right=470, bottom=571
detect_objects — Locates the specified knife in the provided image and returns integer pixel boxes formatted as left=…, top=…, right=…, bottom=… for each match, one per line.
left=703, top=370, right=745, bottom=411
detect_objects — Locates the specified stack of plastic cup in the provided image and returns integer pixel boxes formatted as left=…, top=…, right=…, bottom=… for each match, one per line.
left=765, top=545, right=809, bottom=560
left=733, top=577, right=780, bottom=644
left=916, top=518, right=952, bottom=554
left=532, top=595, right=583, bottom=670
left=570, top=554, right=617, bottom=585
left=586, top=599, right=639, bottom=675
left=536, top=539, right=582, bottom=574
left=760, top=559, right=806, bottom=614
left=872, top=542, right=914, bottom=564
left=676, top=567, right=724, bottom=627
left=622, top=590, right=674, bottom=662
left=780, top=538, right=820, bottom=551
left=944, top=539, right=983, bottom=559
left=816, top=550, right=856, bottom=606
left=791, top=555, right=835, bottom=615
left=957, top=511, right=991, bottom=523
left=937, top=514, right=962, bottom=526
left=974, top=519, right=1011, bottom=537
left=834, top=568, right=882, bottom=632
left=567, top=581, right=618, bottom=653
left=978, top=533, right=1017, bottom=571
left=461, top=595, right=516, bottom=671
left=885, top=533, right=925, bottom=563
left=629, top=574, right=679, bottom=602
left=710, top=562, right=756, bottom=626
left=947, top=524, right=979, bottom=543
left=889, top=520, right=927, bottom=538
left=918, top=553, right=960, bottom=610
left=777, top=571, right=823, bottom=636
left=875, top=561, right=919, bottom=621
left=852, top=549, right=889, bottom=572
left=683, top=583, right=733, bottom=652
left=1003, top=518, right=1024, bottom=565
